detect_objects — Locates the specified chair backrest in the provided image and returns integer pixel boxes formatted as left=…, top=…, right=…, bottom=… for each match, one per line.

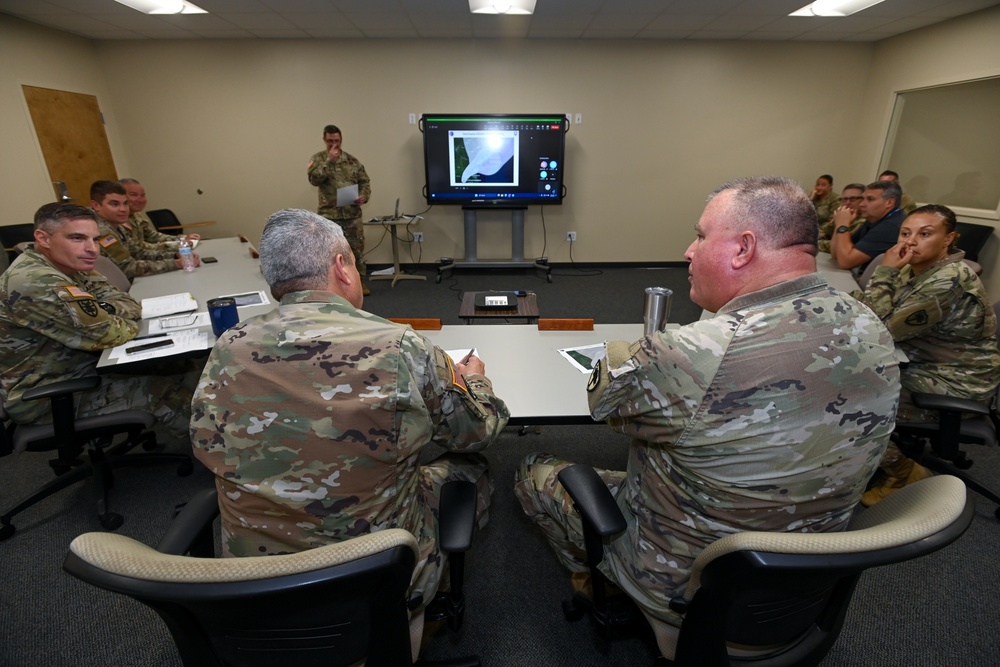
left=146, top=209, right=184, bottom=235
left=664, top=475, right=973, bottom=666
left=388, top=317, right=443, bottom=330
left=537, top=318, right=594, bottom=331
left=953, top=221, right=993, bottom=262
left=64, top=528, right=422, bottom=667
left=856, top=253, right=884, bottom=290
left=93, top=255, right=131, bottom=291
left=0, top=223, right=35, bottom=265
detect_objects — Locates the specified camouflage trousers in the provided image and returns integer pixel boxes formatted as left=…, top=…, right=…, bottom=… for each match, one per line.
left=408, top=452, right=492, bottom=611
left=326, top=216, right=367, bottom=278
left=513, top=451, right=625, bottom=574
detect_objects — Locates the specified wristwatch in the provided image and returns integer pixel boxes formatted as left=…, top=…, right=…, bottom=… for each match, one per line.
left=836, top=225, right=850, bottom=234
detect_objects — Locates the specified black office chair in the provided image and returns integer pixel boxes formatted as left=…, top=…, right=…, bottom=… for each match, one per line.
left=556, top=464, right=974, bottom=666
left=953, top=221, right=993, bottom=263
left=63, top=482, right=482, bottom=667
left=0, top=223, right=35, bottom=265
left=146, top=209, right=216, bottom=236
left=0, top=375, right=193, bottom=541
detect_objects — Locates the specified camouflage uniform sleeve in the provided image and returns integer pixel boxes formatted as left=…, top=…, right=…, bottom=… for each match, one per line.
left=357, top=159, right=372, bottom=202
left=5, top=268, right=138, bottom=351
left=80, top=271, right=142, bottom=321
left=402, top=330, right=509, bottom=452
left=306, top=150, right=331, bottom=187
left=860, top=265, right=960, bottom=342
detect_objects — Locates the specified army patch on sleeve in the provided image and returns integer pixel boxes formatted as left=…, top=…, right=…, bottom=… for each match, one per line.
left=98, top=235, right=118, bottom=248
left=905, top=310, right=929, bottom=327
left=64, top=285, right=94, bottom=299
left=77, top=299, right=99, bottom=317
left=587, top=358, right=602, bottom=392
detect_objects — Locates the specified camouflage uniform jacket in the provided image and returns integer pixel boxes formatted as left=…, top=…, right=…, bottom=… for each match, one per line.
left=130, top=211, right=179, bottom=246
left=586, top=273, right=899, bottom=625
left=96, top=219, right=178, bottom=280
left=859, top=254, right=1000, bottom=406
left=190, top=290, right=509, bottom=558
left=811, top=191, right=841, bottom=225
left=307, top=149, right=371, bottom=220
left=0, top=247, right=140, bottom=422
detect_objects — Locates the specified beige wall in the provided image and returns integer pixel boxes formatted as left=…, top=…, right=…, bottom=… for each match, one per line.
left=2, top=7, right=998, bottom=293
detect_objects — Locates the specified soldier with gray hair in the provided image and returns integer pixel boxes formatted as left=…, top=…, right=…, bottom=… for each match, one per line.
left=514, top=177, right=900, bottom=658
left=191, top=209, right=509, bottom=623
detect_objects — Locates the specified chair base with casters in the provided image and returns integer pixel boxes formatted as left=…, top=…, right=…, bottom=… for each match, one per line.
left=894, top=391, right=1000, bottom=519
left=556, top=464, right=974, bottom=666
left=64, top=481, right=482, bottom=667
left=0, top=375, right=193, bottom=541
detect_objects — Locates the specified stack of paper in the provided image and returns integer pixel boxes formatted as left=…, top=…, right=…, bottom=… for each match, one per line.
left=141, top=293, right=198, bottom=319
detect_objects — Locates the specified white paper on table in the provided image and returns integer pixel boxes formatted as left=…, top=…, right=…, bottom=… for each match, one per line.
left=216, top=290, right=271, bottom=308
left=141, top=292, right=198, bottom=319
left=558, top=344, right=607, bottom=374
left=446, top=348, right=478, bottom=363
left=148, top=311, right=210, bottom=334
left=336, top=184, right=359, bottom=206
left=108, top=329, right=210, bottom=362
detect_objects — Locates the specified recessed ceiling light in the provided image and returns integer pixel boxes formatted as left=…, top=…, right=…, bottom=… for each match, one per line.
left=114, top=0, right=206, bottom=15
left=790, top=0, right=886, bottom=17
left=469, top=0, right=536, bottom=15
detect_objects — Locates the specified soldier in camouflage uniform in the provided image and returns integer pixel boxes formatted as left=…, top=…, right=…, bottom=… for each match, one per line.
left=514, top=177, right=900, bottom=656
left=856, top=204, right=1000, bottom=505
left=307, top=124, right=371, bottom=292
left=90, top=180, right=195, bottom=280
left=818, top=182, right=866, bottom=253
left=120, top=178, right=202, bottom=247
left=0, top=203, right=196, bottom=437
left=809, top=174, right=840, bottom=226
left=190, top=209, right=508, bottom=617
left=879, top=170, right=918, bottom=214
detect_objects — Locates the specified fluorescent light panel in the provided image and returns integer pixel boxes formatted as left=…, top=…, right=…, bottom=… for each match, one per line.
left=790, top=0, right=886, bottom=17
left=469, top=0, right=536, bottom=15
left=114, top=0, right=207, bottom=15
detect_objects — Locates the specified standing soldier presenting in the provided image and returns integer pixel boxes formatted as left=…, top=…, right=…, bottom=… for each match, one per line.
left=308, top=124, right=372, bottom=295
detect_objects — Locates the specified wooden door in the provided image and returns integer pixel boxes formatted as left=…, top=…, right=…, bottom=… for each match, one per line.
left=22, top=85, right=118, bottom=206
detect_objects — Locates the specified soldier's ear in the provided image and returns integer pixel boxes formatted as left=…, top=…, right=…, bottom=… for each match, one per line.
left=34, top=228, right=49, bottom=248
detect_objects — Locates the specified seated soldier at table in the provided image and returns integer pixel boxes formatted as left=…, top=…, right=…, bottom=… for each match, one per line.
left=120, top=177, right=201, bottom=248
left=830, top=179, right=907, bottom=273
left=190, top=208, right=509, bottom=620
left=818, top=182, right=865, bottom=253
left=0, top=202, right=197, bottom=438
left=90, top=180, right=198, bottom=280
left=514, top=176, right=901, bottom=660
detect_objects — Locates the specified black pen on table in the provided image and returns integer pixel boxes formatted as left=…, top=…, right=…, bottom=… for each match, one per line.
left=133, top=333, right=169, bottom=341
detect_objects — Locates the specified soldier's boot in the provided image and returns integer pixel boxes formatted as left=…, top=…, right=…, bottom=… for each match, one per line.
left=860, top=458, right=932, bottom=507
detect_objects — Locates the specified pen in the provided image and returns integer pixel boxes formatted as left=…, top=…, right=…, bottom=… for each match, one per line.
left=133, top=333, right=169, bottom=341
left=459, top=348, right=475, bottom=364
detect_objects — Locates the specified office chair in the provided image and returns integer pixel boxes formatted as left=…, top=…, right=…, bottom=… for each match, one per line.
left=556, top=464, right=974, bottom=666
left=389, top=317, right=444, bottom=330
left=0, top=223, right=35, bottom=265
left=953, top=221, right=993, bottom=262
left=93, top=255, right=131, bottom=291
left=0, top=375, right=193, bottom=541
left=146, top=209, right=216, bottom=236
left=537, top=318, right=595, bottom=331
left=64, top=482, right=482, bottom=667
left=857, top=253, right=884, bottom=290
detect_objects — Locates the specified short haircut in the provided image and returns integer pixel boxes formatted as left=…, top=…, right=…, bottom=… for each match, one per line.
left=843, top=182, right=866, bottom=193
left=879, top=170, right=899, bottom=180
left=33, top=202, right=98, bottom=233
left=866, top=180, right=902, bottom=208
left=259, top=208, right=351, bottom=298
left=118, top=178, right=140, bottom=186
left=708, top=176, right=818, bottom=252
left=323, top=124, right=342, bottom=137
left=818, top=174, right=833, bottom=185
left=90, top=179, right=126, bottom=203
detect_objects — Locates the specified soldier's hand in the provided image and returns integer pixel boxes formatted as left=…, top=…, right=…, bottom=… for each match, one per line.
left=328, top=146, right=341, bottom=161
left=880, top=241, right=911, bottom=269
left=831, top=205, right=854, bottom=226
left=456, top=356, right=486, bottom=378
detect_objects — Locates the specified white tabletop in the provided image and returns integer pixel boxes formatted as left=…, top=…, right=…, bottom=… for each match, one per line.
left=815, top=253, right=861, bottom=293
left=424, top=323, right=643, bottom=424
left=97, top=237, right=275, bottom=368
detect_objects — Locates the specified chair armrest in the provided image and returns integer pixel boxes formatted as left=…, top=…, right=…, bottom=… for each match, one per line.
left=438, top=480, right=476, bottom=554
left=21, top=376, right=101, bottom=402
left=911, top=392, right=990, bottom=417
left=156, top=487, right=219, bottom=556
left=557, top=464, right=626, bottom=537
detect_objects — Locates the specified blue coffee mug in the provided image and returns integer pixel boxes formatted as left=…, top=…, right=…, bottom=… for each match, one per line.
left=207, top=297, right=239, bottom=336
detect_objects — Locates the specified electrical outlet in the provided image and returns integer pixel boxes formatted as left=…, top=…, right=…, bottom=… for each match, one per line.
left=566, top=231, right=577, bottom=242
left=413, top=232, right=424, bottom=243
left=408, top=113, right=416, bottom=125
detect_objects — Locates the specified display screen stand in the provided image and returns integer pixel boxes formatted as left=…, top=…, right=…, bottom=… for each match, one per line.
left=436, top=207, right=552, bottom=283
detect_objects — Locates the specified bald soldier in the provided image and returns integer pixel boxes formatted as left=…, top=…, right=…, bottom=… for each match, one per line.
left=514, top=176, right=901, bottom=660
left=0, top=203, right=195, bottom=434
left=190, top=208, right=508, bottom=618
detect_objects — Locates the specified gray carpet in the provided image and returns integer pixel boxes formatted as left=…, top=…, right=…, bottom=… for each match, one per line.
left=2, top=264, right=998, bottom=666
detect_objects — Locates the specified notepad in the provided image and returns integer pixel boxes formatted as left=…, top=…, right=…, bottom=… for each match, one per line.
left=140, top=293, right=198, bottom=319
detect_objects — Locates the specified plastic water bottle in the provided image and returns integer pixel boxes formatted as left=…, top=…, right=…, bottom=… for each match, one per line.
left=178, top=237, right=196, bottom=272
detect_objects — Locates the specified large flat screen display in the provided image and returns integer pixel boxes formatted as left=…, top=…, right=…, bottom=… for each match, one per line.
left=421, top=114, right=567, bottom=207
